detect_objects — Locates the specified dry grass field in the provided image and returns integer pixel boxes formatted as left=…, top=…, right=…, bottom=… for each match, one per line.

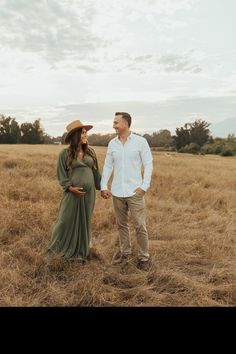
left=0, top=144, right=236, bottom=307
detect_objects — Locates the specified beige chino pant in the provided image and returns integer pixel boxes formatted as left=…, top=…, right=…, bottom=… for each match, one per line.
left=112, top=194, right=149, bottom=261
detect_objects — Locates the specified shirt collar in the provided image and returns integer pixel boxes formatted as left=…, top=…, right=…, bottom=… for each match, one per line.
left=128, top=132, right=134, bottom=140
left=116, top=131, right=133, bottom=141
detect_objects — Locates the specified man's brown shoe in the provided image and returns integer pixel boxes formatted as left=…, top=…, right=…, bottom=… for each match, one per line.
left=112, top=254, right=131, bottom=265
left=137, top=259, right=150, bottom=272
left=111, top=250, right=121, bottom=262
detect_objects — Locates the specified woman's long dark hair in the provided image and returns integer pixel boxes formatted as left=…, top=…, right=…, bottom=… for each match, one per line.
left=67, top=129, right=97, bottom=170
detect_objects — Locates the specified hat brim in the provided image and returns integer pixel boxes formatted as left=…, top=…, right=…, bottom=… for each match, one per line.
left=65, top=125, right=93, bottom=144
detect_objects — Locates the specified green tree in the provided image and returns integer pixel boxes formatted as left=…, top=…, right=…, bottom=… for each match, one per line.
left=88, top=133, right=115, bottom=146
left=174, top=124, right=191, bottom=150
left=0, top=115, right=21, bottom=143
left=21, top=119, right=44, bottom=144
left=152, top=129, right=174, bottom=147
left=227, top=133, right=236, bottom=143
left=43, top=133, right=54, bottom=144
left=174, top=119, right=211, bottom=151
left=189, top=119, right=211, bottom=147
left=10, top=119, right=21, bottom=143
left=61, top=132, right=67, bottom=144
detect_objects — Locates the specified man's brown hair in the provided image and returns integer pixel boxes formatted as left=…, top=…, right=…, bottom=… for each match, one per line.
left=115, top=112, right=132, bottom=128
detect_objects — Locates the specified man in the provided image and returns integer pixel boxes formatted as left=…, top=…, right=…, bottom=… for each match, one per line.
left=101, top=112, right=153, bottom=271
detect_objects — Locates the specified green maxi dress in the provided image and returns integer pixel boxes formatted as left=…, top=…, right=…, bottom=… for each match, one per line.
left=48, top=148, right=101, bottom=260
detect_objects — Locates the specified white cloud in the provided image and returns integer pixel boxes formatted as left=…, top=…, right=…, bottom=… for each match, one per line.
left=0, top=0, right=235, bottom=139
left=0, top=0, right=104, bottom=63
left=0, top=0, right=199, bottom=67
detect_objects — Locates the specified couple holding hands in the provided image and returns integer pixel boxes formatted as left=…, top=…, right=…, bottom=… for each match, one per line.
left=48, top=112, right=153, bottom=271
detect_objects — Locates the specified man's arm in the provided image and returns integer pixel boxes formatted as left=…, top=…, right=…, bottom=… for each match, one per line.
left=140, top=139, right=153, bottom=192
left=101, top=144, right=113, bottom=197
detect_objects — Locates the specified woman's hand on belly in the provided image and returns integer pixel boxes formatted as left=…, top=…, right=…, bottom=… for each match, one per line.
left=68, top=186, right=86, bottom=198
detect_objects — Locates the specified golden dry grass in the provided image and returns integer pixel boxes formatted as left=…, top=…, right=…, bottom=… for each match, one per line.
left=0, top=144, right=236, bottom=307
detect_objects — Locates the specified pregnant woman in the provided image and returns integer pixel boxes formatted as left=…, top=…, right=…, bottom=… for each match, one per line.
left=48, top=120, right=101, bottom=261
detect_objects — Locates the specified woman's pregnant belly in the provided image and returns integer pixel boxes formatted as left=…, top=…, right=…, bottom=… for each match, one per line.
left=70, top=167, right=94, bottom=192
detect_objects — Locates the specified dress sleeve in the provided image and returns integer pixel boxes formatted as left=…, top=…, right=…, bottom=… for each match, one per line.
left=56, top=149, right=72, bottom=192
left=93, top=152, right=102, bottom=190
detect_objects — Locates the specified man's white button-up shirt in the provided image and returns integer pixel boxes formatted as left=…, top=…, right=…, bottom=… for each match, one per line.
left=101, top=133, right=153, bottom=197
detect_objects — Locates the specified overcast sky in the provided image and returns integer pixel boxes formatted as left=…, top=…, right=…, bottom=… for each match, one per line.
left=0, top=0, right=236, bottom=136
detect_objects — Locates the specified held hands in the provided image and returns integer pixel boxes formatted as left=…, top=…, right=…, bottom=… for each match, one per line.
left=101, top=190, right=112, bottom=199
left=69, top=186, right=86, bottom=198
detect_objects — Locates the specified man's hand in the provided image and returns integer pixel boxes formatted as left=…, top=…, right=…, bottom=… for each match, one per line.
left=134, top=187, right=145, bottom=197
left=101, top=190, right=112, bottom=199
left=69, top=186, right=86, bottom=198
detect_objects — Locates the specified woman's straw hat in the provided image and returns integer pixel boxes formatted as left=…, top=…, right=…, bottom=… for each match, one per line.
left=65, top=120, right=93, bottom=143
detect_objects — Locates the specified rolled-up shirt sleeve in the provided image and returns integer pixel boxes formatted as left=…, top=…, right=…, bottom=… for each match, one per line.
left=57, top=149, right=72, bottom=192
left=101, top=144, right=114, bottom=191
left=140, top=139, right=153, bottom=192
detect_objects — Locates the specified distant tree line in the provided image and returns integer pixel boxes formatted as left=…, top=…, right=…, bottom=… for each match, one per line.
left=1, top=114, right=236, bottom=155
left=173, top=119, right=236, bottom=156
left=0, top=115, right=61, bottom=144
